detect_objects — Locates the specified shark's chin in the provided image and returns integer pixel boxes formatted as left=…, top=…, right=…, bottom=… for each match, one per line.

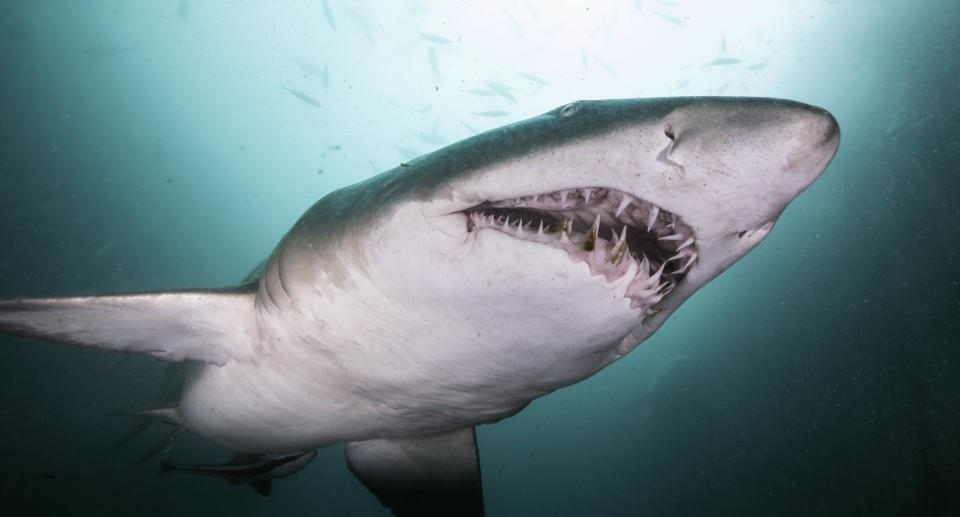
left=460, top=187, right=698, bottom=314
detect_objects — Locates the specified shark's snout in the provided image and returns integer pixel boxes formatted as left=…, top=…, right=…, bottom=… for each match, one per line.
left=784, top=104, right=841, bottom=187
left=816, top=108, right=841, bottom=146
left=799, top=105, right=840, bottom=156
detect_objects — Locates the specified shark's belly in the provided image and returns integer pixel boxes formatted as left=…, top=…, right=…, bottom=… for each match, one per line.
left=175, top=334, right=620, bottom=453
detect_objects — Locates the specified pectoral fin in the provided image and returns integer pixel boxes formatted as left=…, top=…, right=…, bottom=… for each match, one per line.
left=0, top=287, right=256, bottom=365
left=345, top=427, right=484, bottom=517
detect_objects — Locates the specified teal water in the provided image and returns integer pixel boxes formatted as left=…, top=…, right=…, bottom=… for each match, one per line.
left=0, top=1, right=957, bottom=515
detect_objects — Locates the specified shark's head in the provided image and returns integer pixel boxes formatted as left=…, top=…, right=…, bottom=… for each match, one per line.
left=274, top=97, right=839, bottom=392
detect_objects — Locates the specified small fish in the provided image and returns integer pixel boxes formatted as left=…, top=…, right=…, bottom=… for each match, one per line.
left=162, top=451, right=317, bottom=493
left=487, top=82, right=516, bottom=102
left=428, top=47, right=440, bottom=78
left=95, top=238, right=117, bottom=258
left=176, top=0, right=190, bottom=20
left=281, top=86, right=322, bottom=108
left=746, top=62, right=767, bottom=70
left=721, top=34, right=727, bottom=54
left=521, top=0, right=541, bottom=20
left=328, top=145, right=341, bottom=150
left=516, top=71, right=549, bottom=85
left=652, top=12, right=685, bottom=27
left=410, top=104, right=434, bottom=113
left=417, top=30, right=452, bottom=44
left=590, top=20, right=612, bottom=39
left=472, top=110, right=510, bottom=117
left=296, top=60, right=324, bottom=76
left=717, top=82, right=730, bottom=94
left=702, top=57, right=741, bottom=67
left=460, top=121, right=479, bottom=134
left=594, top=58, right=616, bottom=76
left=503, top=7, right=525, bottom=37
left=675, top=80, right=690, bottom=89
left=322, top=0, right=336, bottom=30
left=462, top=89, right=497, bottom=97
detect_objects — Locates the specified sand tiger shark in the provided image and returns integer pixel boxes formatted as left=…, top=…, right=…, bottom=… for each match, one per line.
left=0, top=97, right=839, bottom=515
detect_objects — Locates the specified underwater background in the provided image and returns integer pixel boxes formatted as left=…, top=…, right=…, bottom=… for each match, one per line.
left=0, top=0, right=957, bottom=515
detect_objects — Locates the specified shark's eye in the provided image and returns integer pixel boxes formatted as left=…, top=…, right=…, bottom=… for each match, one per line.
left=664, top=128, right=676, bottom=140
left=559, top=103, right=580, bottom=118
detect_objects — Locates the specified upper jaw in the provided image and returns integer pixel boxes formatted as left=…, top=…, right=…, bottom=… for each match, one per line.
left=454, top=186, right=699, bottom=315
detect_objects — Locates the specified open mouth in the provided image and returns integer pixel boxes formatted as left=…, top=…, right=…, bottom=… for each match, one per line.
left=461, top=187, right=698, bottom=314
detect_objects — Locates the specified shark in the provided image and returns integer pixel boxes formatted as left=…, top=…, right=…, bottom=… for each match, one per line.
left=0, top=96, right=839, bottom=516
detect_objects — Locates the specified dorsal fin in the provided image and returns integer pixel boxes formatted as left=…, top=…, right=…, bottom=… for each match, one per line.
left=0, top=287, right=256, bottom=365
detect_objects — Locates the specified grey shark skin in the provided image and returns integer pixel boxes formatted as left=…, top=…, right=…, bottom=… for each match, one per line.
left=0, top=97, right=839, bottom=515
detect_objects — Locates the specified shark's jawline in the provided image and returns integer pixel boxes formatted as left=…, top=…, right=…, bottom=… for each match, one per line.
left=459, top=186, right=697, bottom=313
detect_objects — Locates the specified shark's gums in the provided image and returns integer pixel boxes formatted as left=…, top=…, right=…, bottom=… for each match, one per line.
left=0, top=97, right=840, bottom=516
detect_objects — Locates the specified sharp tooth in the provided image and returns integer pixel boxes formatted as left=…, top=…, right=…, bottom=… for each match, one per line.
left=583, top=188, right=592, bottom=204
left=560, top=190, right=569, bottom=208
left=664, top=253, right=685, bottom=265
left=615, top=195, right=632, bottom=218
left=516, top=219, right=524, bottom=234
left=657, top=280, right=674, bottom=295
left=503, top=216, right=510, bottom=229
left=559, top=217, right=571, bottom=243
left=680, top=252, right=698, bottom=273
left=646, top=206, right=660, bottom=231
left=658, top=233, right=685, bottom=241
left=677, top=236, right=694, bottom=251
left=538, top=219, right=544, bottom=237
left=648, top=262, right=666, bottom=286
left=583, top=215, right=600, bottom=251
left=639, top=254, right=650, bottom=276
left=616, top=225, right=628, bottom=245
left=646, top=307, right=663, bottom=317
left=610, top=226, right=629, bottom=265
